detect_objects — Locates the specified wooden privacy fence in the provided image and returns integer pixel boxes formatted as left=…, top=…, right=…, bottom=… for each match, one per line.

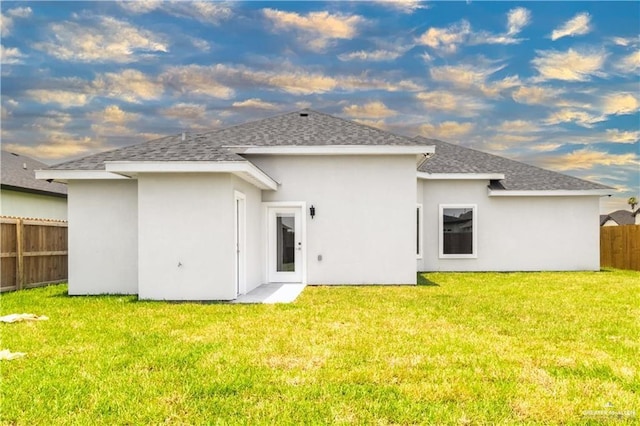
left=1, top=217, right=68, bottom=292
left=600, top=225, right=640, bottom=271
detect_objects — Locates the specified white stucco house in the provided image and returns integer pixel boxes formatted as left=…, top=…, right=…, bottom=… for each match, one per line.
left=37, top=110, right=611, bottom=300
left=1, top=150, right=67, bottom=220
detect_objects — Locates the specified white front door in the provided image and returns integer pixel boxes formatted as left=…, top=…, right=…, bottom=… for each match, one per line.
left=268, top=207, right=303, bottom=283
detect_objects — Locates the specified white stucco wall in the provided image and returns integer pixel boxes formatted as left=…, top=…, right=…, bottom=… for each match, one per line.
left=1, top=189, right=67, bottom=220
left=137, top=173, right=237, bottom=300
left=419, top=179, right=601, bottom=271
left=249, top=155, right=417, bottom=285
left=67, top=180, right=138, bottom=294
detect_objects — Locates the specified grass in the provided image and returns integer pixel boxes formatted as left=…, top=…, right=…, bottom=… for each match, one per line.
left=1, top=270, right=639, bottom=425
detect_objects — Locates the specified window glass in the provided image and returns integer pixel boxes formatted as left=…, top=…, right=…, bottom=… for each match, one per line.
left=442, top=207, right=473, bottom=255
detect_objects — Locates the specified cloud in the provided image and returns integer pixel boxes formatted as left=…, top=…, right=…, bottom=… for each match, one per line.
left=511, top=85, right=562, bottom=105
left=374, top=0, right=428, bottom=13
left=353, top=119, right=387, bottom=129
left=484, top=134, right=540, bottom=150
left=418, top=8, right=531, bottom=53
left=343, top=101, right=397, bottom=118
left=118, top=0, right=232, bottom=24
left=417, top=20, right=471, bottom=53
left=89, top=105, right=140, bottom=137
left=160, top=63, right=421, bottom=97
left=32, top=111, right=73, bottom=131
left=416, top=90, right=487, bottom=116
left=544, top=109, right=605, bottom=128
left=494, top=120, right=541, bottom=133
left=507, top=7, right=531, bottom=35
left=529, top=143, right=563, bottom=152
left=550, top=12, right=591, bottom=41
left=118, top=0, right=162, bottom=13
left=610, top=36, right=638, bottom=47
left=429, top=62, right=520, bottom=97
left=158, top=103, right=223, bottom=130
left=3, top=133, right=106, bottom=160
left=189, top=37, right=211, bottom=52
left=1, top=44, right=25, bottom=64
left=604, top=129, right=640, bottom=144
left=162, top=1, right=233, bottom=25
left=532, top=48, right=607, bottom=81
left=33, top=15, right=168, bottom=63
left=615, top=50, right=640, bottom=73
left=601, top=92, right=639, bottom=115
left=232, top=98, right=279, bottom=110
left=538, top=148, right=639, bottom=171
left=26, top=89, right=91, bottom=108
left=88, top=105, right=139, bottom=124
left=160, top=103, right=206, bottom=120
left=338, top=49, right=405, bottom=62
left=420, top=121, right=475, bottom=139
left=263, top=8, right=365, bottom=51
left=93, top=69, right=164, bottom=103
left=160, top=65, right=235, bottom=98
left=6, top=7, right=32, bottom=18
left=1, top=7, right=32, bottom=36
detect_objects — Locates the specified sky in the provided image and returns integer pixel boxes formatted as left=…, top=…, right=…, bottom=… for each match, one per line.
left=1, top=1, right=638, bottom=213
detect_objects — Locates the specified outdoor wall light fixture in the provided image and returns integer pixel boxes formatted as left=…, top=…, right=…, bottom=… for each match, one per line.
left=310, top=205, right=316, bottom=219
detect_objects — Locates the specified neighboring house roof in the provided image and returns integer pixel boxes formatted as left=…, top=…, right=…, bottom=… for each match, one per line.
left=416, top=137, right=610, bottom=192
left=1, top=151, right=67, bottom=197
left=49, top=109, right=430, bottom=171
left=601, top=209, right=637, bottom=226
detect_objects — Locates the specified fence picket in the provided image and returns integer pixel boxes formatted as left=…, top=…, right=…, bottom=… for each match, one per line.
left=0, top=216, right=68, bottom=292
left=600, top=225, right=640, bottom=271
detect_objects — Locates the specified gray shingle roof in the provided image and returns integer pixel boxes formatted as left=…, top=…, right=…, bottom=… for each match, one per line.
left=49, top=134, right=246, bottom=171
left=44, top=109, right=612, bottom=193
left=48, top=109, right=430, bottom=170
left=1, top=151, right=67, bottom=196
left=603, top=209, right=637, bottom=225
left=200, top=109, right=427, bottom=147
left=416, top=136, right=611, bottom=191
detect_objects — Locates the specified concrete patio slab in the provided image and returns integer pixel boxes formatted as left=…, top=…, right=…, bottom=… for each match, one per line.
left=232, top=283, right=306, bottom=304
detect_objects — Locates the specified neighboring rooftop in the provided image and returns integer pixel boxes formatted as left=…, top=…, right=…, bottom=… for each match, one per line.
left=1, top=151, right=67, bottom=196
left=600, top=209, right=638, bottom=226
left=416, top=137, right=611, bottom=192
left=49, top=109, right=430, bottom=171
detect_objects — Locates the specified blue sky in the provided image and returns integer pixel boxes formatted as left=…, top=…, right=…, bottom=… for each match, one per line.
left=1, top=1, right=638, bottom=213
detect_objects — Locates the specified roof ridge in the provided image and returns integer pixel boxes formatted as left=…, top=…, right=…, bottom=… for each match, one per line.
left=192, top=108, right=317, bottom=141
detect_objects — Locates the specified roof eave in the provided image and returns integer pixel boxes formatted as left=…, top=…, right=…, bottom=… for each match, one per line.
left=488, top=188, right=613, bottom=197
left=418, top=172, right=506, bottom=180
left=35, top=169, right=129, bottom=183
left=227, top=145, right=435, bottom=156
left=105, top=161, right=278, bottom=191
left=1, top=184, right=67, bottom=198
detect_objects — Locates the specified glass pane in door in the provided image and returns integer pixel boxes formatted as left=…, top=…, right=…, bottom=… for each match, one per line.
left=276, top=214, right=295, bottom=272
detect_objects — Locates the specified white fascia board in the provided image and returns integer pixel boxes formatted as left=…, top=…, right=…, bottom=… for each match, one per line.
left=226, top=145, right=435, bottom=156
left=488, top=188, right=613, bottom=197
left=105, top=161, right=278, bottom=190
left=34, top=169, right=129, bottom=182
left=418, top=172, right=505, bottom=180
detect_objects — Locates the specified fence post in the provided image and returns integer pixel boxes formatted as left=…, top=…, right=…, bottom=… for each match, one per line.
left=16, top=218, right=24, bottom=290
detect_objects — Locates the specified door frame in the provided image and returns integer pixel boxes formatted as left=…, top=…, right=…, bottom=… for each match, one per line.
left=234, top=191, right=246, bottom=296
left=263, top=201, right=307, bottom=284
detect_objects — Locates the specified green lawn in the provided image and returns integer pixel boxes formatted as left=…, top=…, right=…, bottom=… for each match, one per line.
left=1, top=270, right=639, bottom=425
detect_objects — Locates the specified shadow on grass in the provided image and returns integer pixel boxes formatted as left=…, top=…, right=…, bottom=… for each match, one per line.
left=417, top=273, right=440, bottom=287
